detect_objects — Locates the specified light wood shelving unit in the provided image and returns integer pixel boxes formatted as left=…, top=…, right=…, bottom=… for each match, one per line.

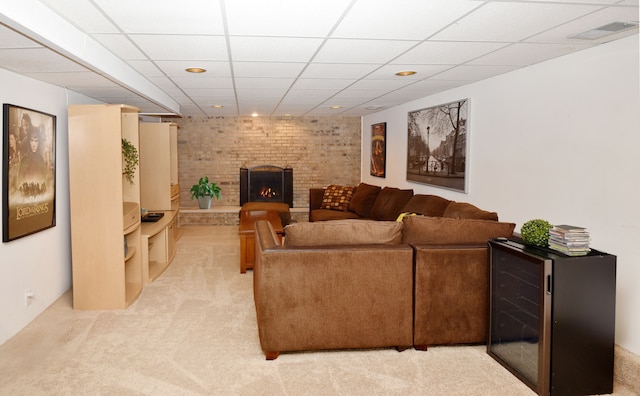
left=139, top=122, right=179, bottom=212
left=139, top=122, right=180, bottom=283
left=68, top=104, right=142, bottom=310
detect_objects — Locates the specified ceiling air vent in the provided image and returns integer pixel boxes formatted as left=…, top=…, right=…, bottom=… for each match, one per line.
left=569, top=21, right=638, bottom=40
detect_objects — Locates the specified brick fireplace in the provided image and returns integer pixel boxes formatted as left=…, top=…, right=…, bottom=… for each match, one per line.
left=240, top=165, right=293, bottom=207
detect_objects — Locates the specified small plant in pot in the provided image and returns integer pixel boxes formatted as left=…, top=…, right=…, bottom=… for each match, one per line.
left=521, top=219, right=553, bottom=247
left=190, top=176, right=222, bottom=209
left=121, top=138, right=139, bottom=185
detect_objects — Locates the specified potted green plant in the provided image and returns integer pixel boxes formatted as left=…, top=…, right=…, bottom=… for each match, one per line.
left=521, top=219, right=553, bottom=247
left=121, top=138, right=139, bottom=185
left=190, top=176, right=222, bottom=209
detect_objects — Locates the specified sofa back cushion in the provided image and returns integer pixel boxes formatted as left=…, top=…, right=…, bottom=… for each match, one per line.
left=321, top=184, right=355, bottom=211
left=442, top=201, right=499, bottom=221
left=284, top=220, right=403, bottom=247
left=401, top=194, right=451, bottom=217
left=369, top=187, right=413, bottom=221
left=348, top=183, right=381, bottom=218
left=401, top=215, right=515, bottom=245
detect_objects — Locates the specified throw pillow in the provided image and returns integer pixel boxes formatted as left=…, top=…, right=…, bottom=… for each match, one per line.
left=401, top=194, right=451, bottom=217
left=442, top=202, right=498, bottom=221
left=321, top=185, right=355, bottom=212
left=284, top=220, right=403, bottom=247
left=401, top=215, right=515, bottom=245
left=348, top=182, right=381, bottom=218
left=369, top=187, right=413, bottom=221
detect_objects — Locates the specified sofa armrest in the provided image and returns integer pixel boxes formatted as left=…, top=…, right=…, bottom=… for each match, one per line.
left=309, top=187, right=325, bottom=208
left=309, top=187, right=326, bottom=221
left=254, top=221, right=414, bottom=356
left=412, top=243, right=490, bottom=349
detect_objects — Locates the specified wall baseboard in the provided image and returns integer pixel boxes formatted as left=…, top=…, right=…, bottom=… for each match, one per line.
left=615, top=344, right=640, bottom=394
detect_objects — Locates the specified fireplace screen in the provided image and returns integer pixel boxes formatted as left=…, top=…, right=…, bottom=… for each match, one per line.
left=240, top=165, right=293, bottom=207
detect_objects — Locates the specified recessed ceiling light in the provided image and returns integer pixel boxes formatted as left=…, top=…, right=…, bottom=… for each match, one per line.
left=395, top=70, right=417, bottom=77
left=211, top=105, right=224, bottom=109
left=330, top=105, right=342, bottom=109
left=185, top=67, right=206, bottom=73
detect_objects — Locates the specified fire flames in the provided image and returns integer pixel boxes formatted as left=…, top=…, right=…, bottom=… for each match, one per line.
left=259, top=187, right=278, bottom=199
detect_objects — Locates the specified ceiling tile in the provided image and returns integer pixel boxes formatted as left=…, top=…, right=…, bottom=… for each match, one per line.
left=130, top=35, right=228, bottom=61
left=225, top=0, right=350, bottom=37
left=432, top=2, right=600, bottom=42
left=93, top=34, right=146, bottom=60
left=348, top=79, right=416, bottom=91
left=525, top=6, right=640, bottom=44
left=430, top=65, right=520, bottom=81
left=39, top=0, right=119, bottom=33
left=235, top=78, right=294, bottom=89
left=300, top=63, right=380, bottom=78
left=281, top=90, right=337, bottom=103
left=170, top=76, right=234, bottom=89
left=230, top=37, right=323, bottom=62
left=392, top=41, right=509, bottom=65
left=469, top=43, right=595, bottom=66
left=232, top=62, right=306, bottom=78
left=93, top=0, right=224, bottom=34
left=127, top=61, right=165, bottom=77
left=333, top=0, right=481, bottom=40
left=314, top=39, right=418, bottom=63
left=290, top=79, right=355, bottom=90
left=181, top=88, right=236, bottom=97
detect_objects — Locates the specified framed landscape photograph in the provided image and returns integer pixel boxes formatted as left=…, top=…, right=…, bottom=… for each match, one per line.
left=406, top=99, right=469, bottom=193
left=370, top=122, right=386, bottom=178
left=2, top=104, right=56, bottom=242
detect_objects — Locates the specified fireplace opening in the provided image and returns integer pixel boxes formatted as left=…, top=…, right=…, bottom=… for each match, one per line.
left=240, top=165, right=293, bottom=207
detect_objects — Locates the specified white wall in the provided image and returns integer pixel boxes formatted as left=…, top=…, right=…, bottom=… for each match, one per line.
left=362, top=35, right=640, bottom=355
left=0, top=68, right=100, bottom=345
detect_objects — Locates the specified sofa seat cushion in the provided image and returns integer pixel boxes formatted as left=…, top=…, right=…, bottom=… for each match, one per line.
left=309, top=209, right=362, bottom=222
left=401, top=215, right=515, bottom=245
left=369, top=187, right=413, bottom=221
left=401, top=194, right=451, bottom=217
left=348, top=183, right=381, bottom=218
left=442, top=202, right=498, bottom=221
left=284, top=219, right=403, bottom=247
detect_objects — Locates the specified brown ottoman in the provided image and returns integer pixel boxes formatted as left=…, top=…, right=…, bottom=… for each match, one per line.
left=240, top=202, right=290, bottom=226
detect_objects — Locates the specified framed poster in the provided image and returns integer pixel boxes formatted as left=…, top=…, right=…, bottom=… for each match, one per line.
left=370, top=122, right=386, bottom=178
left=3, top=104, right=56, bottom=242
left=407, top=99, right=469, bottom=193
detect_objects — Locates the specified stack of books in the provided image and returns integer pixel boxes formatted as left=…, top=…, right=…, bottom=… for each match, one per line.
left=549, top=225, right=591, bottom=256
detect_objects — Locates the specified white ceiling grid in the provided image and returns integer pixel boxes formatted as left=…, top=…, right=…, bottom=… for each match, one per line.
left=0, top=0, right=637, bottom=116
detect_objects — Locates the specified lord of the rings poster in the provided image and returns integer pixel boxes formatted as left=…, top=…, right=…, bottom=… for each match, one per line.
left=3, top=104, right=56, bottom=242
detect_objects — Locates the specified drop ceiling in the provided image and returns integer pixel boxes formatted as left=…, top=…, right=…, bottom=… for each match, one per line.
left=0, top=0, right=637, bottom=117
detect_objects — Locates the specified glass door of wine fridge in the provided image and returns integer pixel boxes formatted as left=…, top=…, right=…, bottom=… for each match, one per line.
left=488, top=241, right=553, bottom=395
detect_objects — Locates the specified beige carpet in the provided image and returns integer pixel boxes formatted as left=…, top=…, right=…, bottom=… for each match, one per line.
left=0, top=226, right=633, bottom=395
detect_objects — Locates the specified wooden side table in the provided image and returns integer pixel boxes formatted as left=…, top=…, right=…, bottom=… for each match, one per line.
left=239, top=210, right=284, bottom=273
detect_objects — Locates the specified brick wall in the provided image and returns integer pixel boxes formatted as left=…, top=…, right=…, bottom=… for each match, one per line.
left=174, top=115, right=362, bottom=209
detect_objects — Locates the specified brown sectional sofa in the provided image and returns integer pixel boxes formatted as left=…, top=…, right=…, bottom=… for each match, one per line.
left=253, top=187, right=516, bottom=359
left=253, top=220, right=414, bottom=360
left=309, top=183, right=499, bottom=222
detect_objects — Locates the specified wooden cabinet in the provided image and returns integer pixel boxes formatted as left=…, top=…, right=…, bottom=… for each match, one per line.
left=140, top=210, right=178, bottom=283
left=139, top=122, right=179, bottom=212
left=139, top=122, right=180, bottom=282
left=68, top=104, right=142, bottom=310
